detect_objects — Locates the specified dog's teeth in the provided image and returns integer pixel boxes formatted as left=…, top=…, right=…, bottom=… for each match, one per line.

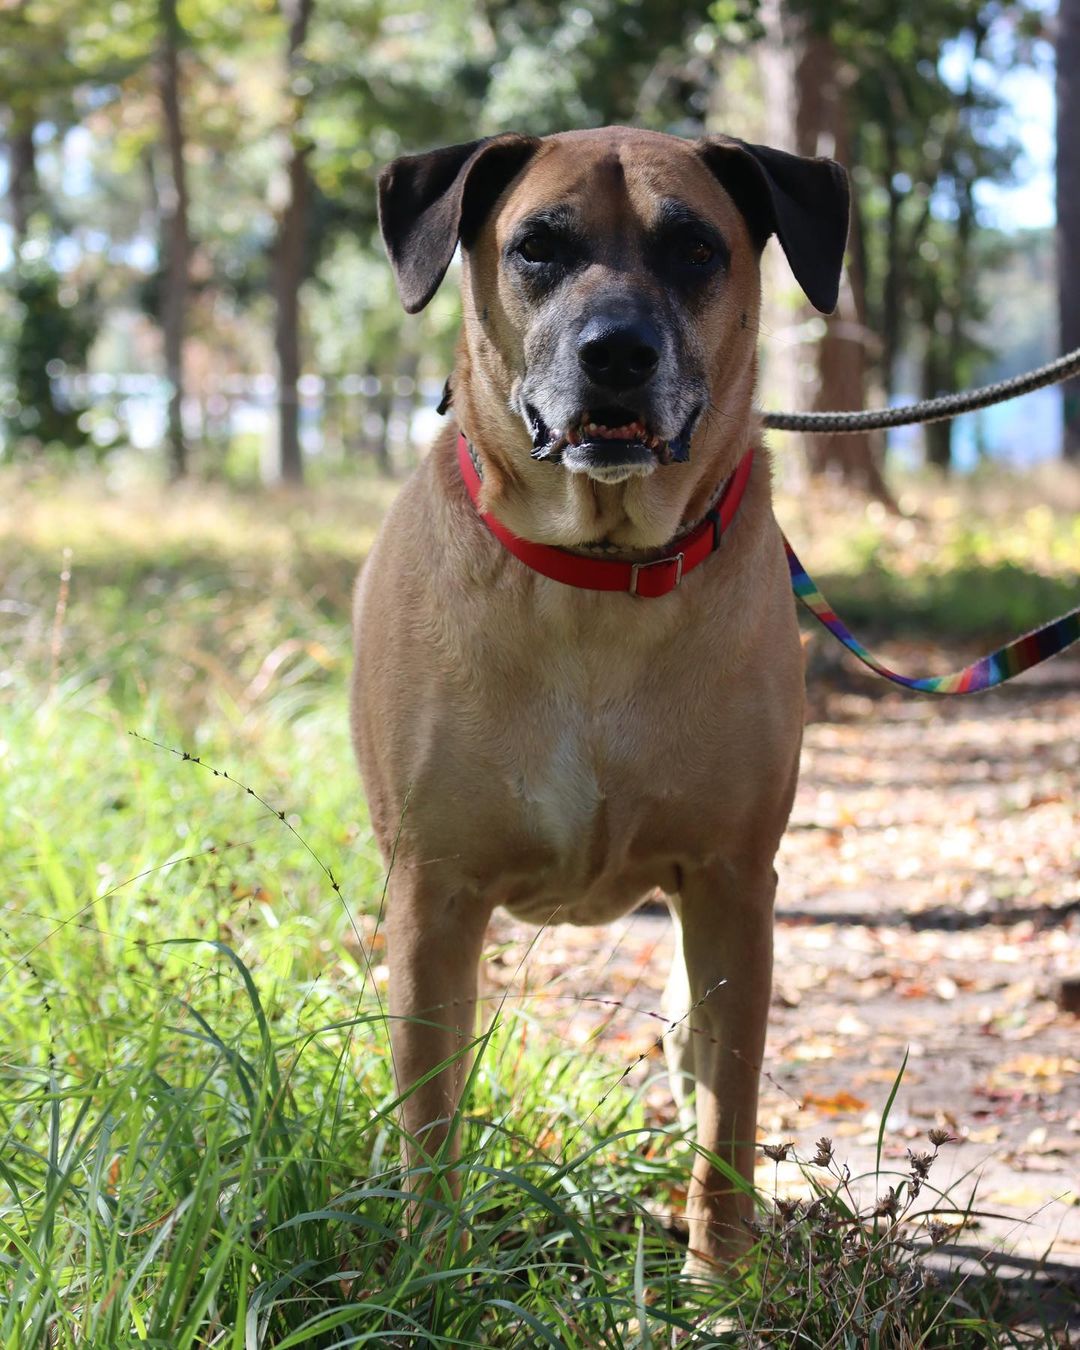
left=587, top=422, right=597, bottom=432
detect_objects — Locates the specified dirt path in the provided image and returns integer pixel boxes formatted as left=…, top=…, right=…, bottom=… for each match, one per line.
left=485, top=648, right=1080, bottom=1264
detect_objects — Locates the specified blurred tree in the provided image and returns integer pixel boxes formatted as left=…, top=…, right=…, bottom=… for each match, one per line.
left=6, top=117, right=40, bottom=249
left=775, top=0, right=1028, bottom=478
left=4, top=258, right=94, bottom=449
left=476, top=0, right=718, bottom=133
left=0, top=0, right=1048, bottom=480
left=1, top=0, right=97, bottom=452
left=1, top=1, right=70, bottom=246
left=157, top=0, right=191, bottom=478
left=788, top=17, right=887, bottom=496
left=1059, top=0, right=1080, bottom=459
left=273, top=0, right=315, bottom=484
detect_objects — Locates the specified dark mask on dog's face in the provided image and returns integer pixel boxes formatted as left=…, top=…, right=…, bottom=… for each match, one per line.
left=378, top=128, right=848, bottom=486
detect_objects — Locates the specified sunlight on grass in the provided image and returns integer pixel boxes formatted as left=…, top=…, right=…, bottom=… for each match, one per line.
left=2, top=461, right=1076, bottom=1344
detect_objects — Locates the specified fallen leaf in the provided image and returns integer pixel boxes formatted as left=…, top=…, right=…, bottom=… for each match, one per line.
left=982, top=1185, right=1072, bottom=1209
left=802, top=1089, right=868, bottom=1115
left=789, top=1038, right=837, bottom=1062
left=1003, top=1055, right=1079, bottom=1079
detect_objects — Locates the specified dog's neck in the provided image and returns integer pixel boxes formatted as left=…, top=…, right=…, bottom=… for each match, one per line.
left=450, top=347, right=761, bottom=558
left=461, top=434, right=736, bottom=564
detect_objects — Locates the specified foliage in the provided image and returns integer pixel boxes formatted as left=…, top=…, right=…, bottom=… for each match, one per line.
left=782, top=0, right=1049, bottom=471
left=1, top=0, right=1058, bottom=476
left=2, top=256, right=96, bottom=454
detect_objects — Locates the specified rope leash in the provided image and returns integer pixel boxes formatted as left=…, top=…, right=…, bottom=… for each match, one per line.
left=761, top=344, right=1080, bottom=434
left=767, top=343, right=1080, bottom=692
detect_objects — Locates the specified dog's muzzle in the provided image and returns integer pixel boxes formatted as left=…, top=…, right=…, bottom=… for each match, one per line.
left=525, top=403, right=701, bottom=483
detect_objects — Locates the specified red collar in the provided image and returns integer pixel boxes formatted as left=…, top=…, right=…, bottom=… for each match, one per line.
left=456, top=432, right=754, bottom=598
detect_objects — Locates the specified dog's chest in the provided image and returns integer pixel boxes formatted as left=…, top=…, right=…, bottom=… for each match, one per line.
left=502, top=715, right=654, bottom=918
left=488, top=640, right=686, bottom=914
left=512, top=712, right=602, bottom=851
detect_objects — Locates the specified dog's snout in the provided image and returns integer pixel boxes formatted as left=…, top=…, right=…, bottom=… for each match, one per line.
left=577, top=314, right=661, bottom=390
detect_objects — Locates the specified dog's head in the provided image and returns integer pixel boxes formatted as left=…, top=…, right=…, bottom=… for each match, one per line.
left=378, top=127, right=848, bottom=546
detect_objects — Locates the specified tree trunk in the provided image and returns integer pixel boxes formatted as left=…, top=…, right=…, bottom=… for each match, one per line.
left=158, top=0, right=191, bottom=479
left=932, top=179, right=975, bottom=474
left=880, top=103, right=903, bottom=397
left=1058, top=0, right=1080, bottom=459
left=273, top=0, right=314, bottom=485
left=8, top=116, right=39, bottom=249
left=754, top=0, right=803, bottom=468
left=793, top=31, right=892, bottom=499
left=923, top=349, right=952, bottom=472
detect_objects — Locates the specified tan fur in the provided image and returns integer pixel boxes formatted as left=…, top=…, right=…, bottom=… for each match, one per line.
left=351, top=128, right=806, bottom=1271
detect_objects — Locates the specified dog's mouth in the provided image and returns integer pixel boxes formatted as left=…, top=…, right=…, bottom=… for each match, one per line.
left=525, top=404, right=698, bottom=483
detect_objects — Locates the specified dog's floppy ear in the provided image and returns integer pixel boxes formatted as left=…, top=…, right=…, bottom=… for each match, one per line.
left=697, top=136, right=850, bottom=314
left=378, top=134, right=540, bottom=314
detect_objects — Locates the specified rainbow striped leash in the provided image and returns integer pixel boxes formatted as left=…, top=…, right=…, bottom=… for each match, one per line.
left=784, top=537, right=1080, bottom=695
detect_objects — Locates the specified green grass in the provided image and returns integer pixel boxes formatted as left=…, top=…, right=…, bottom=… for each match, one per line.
left=1, top=458, right=1076, bottom=1345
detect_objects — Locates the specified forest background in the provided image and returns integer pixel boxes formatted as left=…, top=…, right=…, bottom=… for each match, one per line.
left=2, top=0, right=1079, bottom=485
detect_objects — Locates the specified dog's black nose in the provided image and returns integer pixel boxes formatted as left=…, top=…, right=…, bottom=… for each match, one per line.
left=577, top=315, right=661, bottom=389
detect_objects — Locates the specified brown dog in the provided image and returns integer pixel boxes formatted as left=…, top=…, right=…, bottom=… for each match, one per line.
left=351, top=127, right=848, bottom=1270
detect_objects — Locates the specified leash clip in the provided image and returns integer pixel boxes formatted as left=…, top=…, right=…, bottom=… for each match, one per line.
left=629, top=552, right=684, bottom=596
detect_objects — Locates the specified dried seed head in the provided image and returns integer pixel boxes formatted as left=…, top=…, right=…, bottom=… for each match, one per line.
left=811, top=1136, right=834, bottom=1167
left=907, top=1149, right=935, bottom=1180
left=776, top=1197, right=803, bottom=1223
left=762, top=1141, right=793, bottom=1163
left=928, top=1128, right=956, bottom=1146
left=874, top=1186, right=902, bottom=1220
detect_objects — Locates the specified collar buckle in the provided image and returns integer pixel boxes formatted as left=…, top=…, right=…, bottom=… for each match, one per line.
left=629, top=552, right=684, bottom=596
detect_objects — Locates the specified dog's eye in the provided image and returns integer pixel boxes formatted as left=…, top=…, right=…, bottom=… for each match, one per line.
left=681, top=238, right=715, bottom=267
left=516, top=234, right=557, bottom=264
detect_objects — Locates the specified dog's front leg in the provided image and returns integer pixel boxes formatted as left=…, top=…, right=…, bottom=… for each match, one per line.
left=676, top=862, right=776, bottom=1273
left=385, top=875, right=492, bottom=1202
